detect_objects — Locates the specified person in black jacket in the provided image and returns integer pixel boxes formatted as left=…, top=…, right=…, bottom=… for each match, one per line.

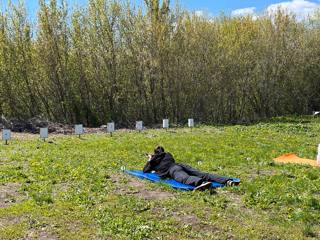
left=143, top=146, right=238, bottom=191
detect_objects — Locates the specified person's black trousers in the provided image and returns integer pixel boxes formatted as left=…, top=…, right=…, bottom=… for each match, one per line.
left=168, top=164, right=231, bottom=187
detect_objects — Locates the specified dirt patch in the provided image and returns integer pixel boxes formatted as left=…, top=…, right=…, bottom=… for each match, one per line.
left=23, top=226, right=58, bottom=240
left=110, top=173, right=175, bottom=200
left=0, top=183, right=27, bottom=208
left=1, top=117, right=138, bottom=135
left=0, top=215, right=25, bottom=228
left=4, top=128, right=137, bottom=141
left=153, top=205, right=217, bottom=234
left=32, top=229, right=58, bottom=240
left=221, top=191, right=242, bottom=206
left=219, top=190, right=258, bottom=217
left=126, top=179, right=147, bottom=189
left=23, top=219, right=91, bottom=240
left=173, top=212, right=199, bottom=226
left=52, top=182, right=70, bottom=199
left=134, top=189, right=175, bottom=200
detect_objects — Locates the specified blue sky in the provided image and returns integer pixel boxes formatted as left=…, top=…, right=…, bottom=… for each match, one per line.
left=1, top=0, right=289, bottom=14
left=180, top=0, right=288, bottom=14
left=2, top=0, right=320, bottom=19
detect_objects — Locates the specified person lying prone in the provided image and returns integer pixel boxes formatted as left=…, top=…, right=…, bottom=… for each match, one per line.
left=143, top=146, right=239, bottom=191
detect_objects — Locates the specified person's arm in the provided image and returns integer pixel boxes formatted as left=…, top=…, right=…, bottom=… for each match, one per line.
left=143, top=161, right=152, bottom=173
left=143, top=154, right=154, bottom=173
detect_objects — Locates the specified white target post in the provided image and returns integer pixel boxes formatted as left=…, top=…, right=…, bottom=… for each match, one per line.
left=163, top=119, right=169, bottom=130
left=317, top=144, right=320, bottom=166
left=40, top=128, right=48, bottom=141
left=136, top=121, right=143, bottom=132
left=188, top=118, right=194, bottom=129
left=75, top=124, right=84, bottom=138
left=2, top=129, right=11, bottom=145
left=107, top=122, right=115, bottom=136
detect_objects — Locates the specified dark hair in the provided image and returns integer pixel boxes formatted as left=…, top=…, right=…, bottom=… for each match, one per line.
left=154, top=146, right=165, bottom=154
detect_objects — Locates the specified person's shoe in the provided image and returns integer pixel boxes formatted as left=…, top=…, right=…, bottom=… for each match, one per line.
left=194, top=182, right=212, bottom=191
left=226, top=180, right=239, bottom=187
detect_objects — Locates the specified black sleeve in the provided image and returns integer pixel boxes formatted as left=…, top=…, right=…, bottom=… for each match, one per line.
left=142, top=154, right=160, bottom=173
left=143, top=161, right=153, bottom=173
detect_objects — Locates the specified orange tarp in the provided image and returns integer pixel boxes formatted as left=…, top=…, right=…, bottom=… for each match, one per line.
left=274, top=153, right=319, bottom=167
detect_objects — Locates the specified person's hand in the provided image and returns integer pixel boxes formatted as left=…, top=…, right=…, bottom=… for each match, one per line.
left=144, top=153, right=152, bottom=161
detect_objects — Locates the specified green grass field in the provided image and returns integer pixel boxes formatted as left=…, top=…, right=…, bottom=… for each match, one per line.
left=1, top=117, right=320, bottom=239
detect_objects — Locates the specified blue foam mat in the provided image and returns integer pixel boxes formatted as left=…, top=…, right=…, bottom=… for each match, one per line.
left=125, top=170, right=240, bottom=191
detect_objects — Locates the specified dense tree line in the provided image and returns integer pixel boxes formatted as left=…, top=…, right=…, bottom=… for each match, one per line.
left=0, top=0, right=320, bottom=126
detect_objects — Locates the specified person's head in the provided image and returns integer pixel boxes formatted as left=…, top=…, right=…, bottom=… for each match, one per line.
left=154, top=146, right=165, bottom=154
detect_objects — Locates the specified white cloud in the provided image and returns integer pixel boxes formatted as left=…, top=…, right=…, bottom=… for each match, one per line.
left=194, top=10, right=214, bottom=18
left=266, top=0, right=320, bottom=20
left=231, top=7, right=257, bottom=17
left=195, top=10, right=205, bottom=17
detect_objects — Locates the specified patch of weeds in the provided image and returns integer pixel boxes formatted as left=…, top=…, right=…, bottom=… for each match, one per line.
left=95, top=196, right=156, bottom=239
left=0, top=221, right=27, bottom=240
left=303, top=224, right=318, bottom=238
left=27, top=182, right=54, bottom=205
